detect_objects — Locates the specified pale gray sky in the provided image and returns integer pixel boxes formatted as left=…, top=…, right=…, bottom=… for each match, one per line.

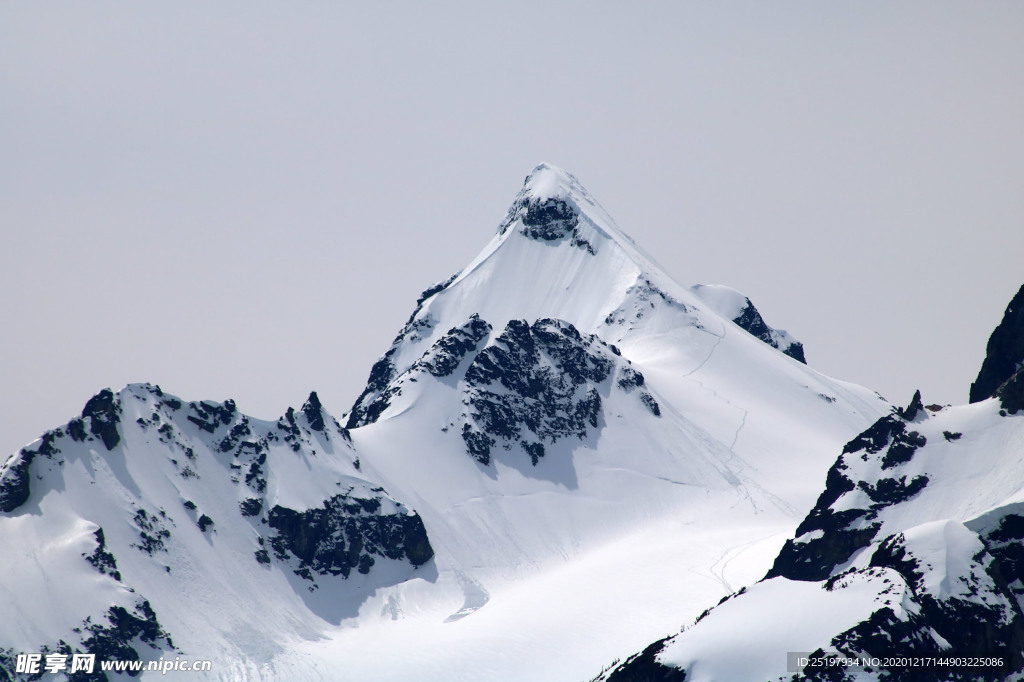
left=3, top=2, right=1023, bottom=458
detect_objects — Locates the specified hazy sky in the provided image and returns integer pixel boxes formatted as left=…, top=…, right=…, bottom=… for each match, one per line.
left=3, top=2, right=1023, bottom=458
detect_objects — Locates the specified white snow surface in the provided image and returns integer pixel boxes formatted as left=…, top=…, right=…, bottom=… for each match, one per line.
left=690, top=282, right=803, bottom=356
left=632, top=397, right=1024, bottom=681
left=652, top=517, right=1018, bottom=682
left=689, top=283, right=751, bottom=321
left=297, top=164, right=887, bottom=681
left=0, top=384, right=418, bottom=676
left=657, top=570, right=914, bottom=681
left=0, top=164, right=892, bottom=681
left=844, top=401, right=1024, bottom=536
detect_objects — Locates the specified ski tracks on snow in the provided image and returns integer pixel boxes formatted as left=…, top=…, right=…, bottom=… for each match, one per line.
left=681, top=323, right=800, bottom=519
left=703, top=532, right=779, bottom=594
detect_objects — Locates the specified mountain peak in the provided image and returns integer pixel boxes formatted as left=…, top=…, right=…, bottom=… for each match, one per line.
left=496, top=163, right=611, bottom=245
left=520, top=162, right=580, bottom=201
left=346, top=164, right=850, bottom=430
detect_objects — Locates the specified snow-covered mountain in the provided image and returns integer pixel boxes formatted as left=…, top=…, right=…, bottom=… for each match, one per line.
left=0, top=385, right=434, bottom=679
left=598, top=283, right=1024, bottom=682
left=1, top=164, right=889, bottom=681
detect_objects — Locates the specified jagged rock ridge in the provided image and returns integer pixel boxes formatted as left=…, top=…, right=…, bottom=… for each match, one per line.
left=0, top=384, right=435, bottom=677
left=459, top=317, right=660, bottom=465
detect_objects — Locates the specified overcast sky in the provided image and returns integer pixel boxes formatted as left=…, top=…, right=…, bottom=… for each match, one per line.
left=3, top=2, right=1023, bottom=458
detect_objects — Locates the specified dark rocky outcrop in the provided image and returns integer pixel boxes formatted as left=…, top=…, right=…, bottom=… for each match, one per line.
left=0, top=449, right=34, bottom=513
left=520, top=196, right=580, bottom=242
left=596, top=637, right=688, bottom=682
left=76, top=600, right=174, bottom=680
left=976, top=511, right=1024, bottom=618
left=301, top=392, right=326, bottom=432
left=496, top=169, right=595, bottom=253
left=606, top=279, right=689, bottom=328
left=688, top=284, right=806, bottom=363
left=768, top=398, right=928, bottom=582
left=417, top=315, right=492, bottom=378
left=348, top=316, right=493, bottom=428
left=239, top=497, right=263, bottom=517
left=996, top=367, right=1024, bottom=415
left=896, top=389, right=924, bottom=421
left=82, top=389, right=121, bottom=451
left=83, top=528, right=122, bottom=582
left=131, top=509, right=171, bottom=556
left=267, top=493, right=433, bottom=580
left=186, top=399, right=236, bottom=435
left=971, top=283, right=1024, bottom=404
left=0, top=428, right=65, bottom=513
left=416, top=273, right=459, bottom=309
left=277, top=408, right=302, bottom=453
left=347, top=348, right=400, bottom=428
left=348, top=311, right=661, bottom=467
left=461, top=318, right=644, bottom=465
left=0, top=600, right=177, bottom=682
left=732, top=298, right=806, bottom=364
left=805, top=531, right=1024, bottom=682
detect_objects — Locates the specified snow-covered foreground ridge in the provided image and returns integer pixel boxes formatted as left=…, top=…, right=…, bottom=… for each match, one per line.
left=600, top=283, right=1024, bottom=682
left=1, top=164, right=890, bottom=681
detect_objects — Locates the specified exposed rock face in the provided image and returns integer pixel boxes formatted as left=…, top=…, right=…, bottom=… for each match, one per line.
left=497, top=165, right=596, bottom=254
left=732, top=297, right=806, bottom=363
left=897, top=389, right=924, bottom=421
left=605, top=278, right=690, bottom=328
left=996, top=367, right=1024, bottom=415
left=461, top=318, right=610, bottom=465
left=971, top=283, right=1024, bottom=404
left=459, top=318, right=660, bottom=466
left=187, top=398, right=236, bottom=435
left=78, top=600, right=175, bottom=675
left=81, top=388, right=122, bottom=451
left=417, top=314, right=492, bottom=379
left=797, top=523, right=1024, bottom=682
left=689, top=283, right=806, bottom=363
left=346, top=274, right=464, bottom=429
left=978, top=512, right=1024, bottom=616
left=768, top=395, right=929, bottom=583
left=301, top=391, right=326, bottom=432
left=83, top=528, right=122, bottom=582
left=346, top=312, right=661, bottom=467
left=347, top=316, right=493, bottom=428
left=0, top=448, right=33, bottom=513
left=519, top=196, right=579, bottom=242
left=598, top=637, right=688, bottom=682
left=0, top=599, right=175, bottom=682
left=267, top=492, right=433, bottom=581
left=347, top=348, right=401, bottom=429
left=1, top=422, right=66, bottom=513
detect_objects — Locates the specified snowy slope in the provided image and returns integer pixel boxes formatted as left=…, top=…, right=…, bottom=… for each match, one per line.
left=301, top=164, right=888, bottom=680
left=0, top=164, right=889, bottom=681
left=690, top=283, right=805, bottom=363
left=0, top=385, right=435, bottom=679
left=599, top=398, right=1024, bottom=682
left=599, top=284, right=1024, bottom=682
